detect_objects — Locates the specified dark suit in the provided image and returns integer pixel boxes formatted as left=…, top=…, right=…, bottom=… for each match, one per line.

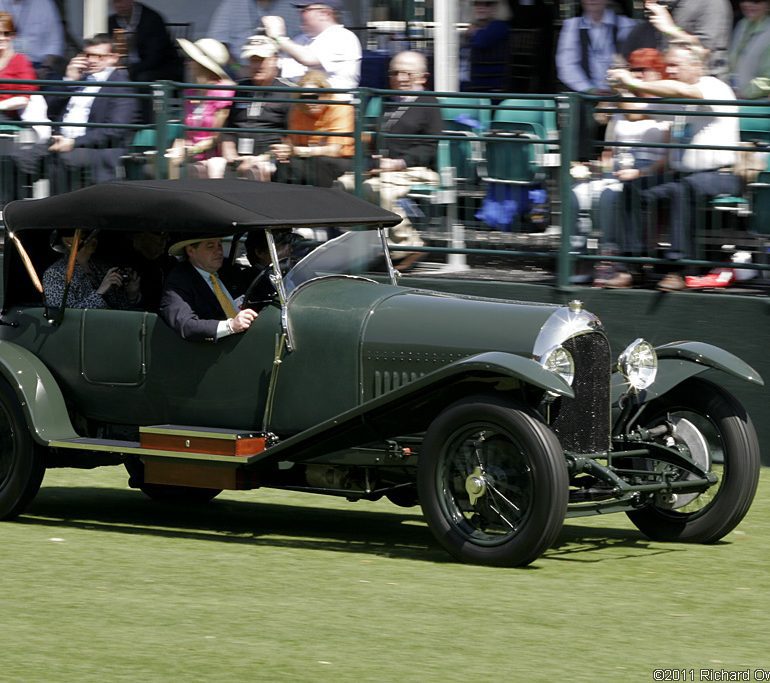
left=159, top=261, right=229, bottom=343
left=46, top=67, right=139, bottom=185
left=108, top=4, right=184, bottom=83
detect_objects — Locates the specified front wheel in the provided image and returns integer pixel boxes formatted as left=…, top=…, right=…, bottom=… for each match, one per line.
left=0, top=381, right=45, bottom=520
left=417, top=397, right=568, bottom=567
left=626, top=377, right=760, bottom=543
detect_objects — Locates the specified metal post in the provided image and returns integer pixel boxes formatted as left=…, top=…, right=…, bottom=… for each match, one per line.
left=433, top=0, right=459, bottom=93
left=153, top=81, right=173, bottom=180
left=557, top=92, right=579, bottom=290
left=353, top=91, right=365, bottom=198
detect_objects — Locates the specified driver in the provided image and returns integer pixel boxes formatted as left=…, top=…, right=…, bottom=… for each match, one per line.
left=159, top=234, right=258, bottom=342
left=228, top=229, right=319, bottom=300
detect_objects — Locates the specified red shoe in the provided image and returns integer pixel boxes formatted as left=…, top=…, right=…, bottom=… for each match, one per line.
left=685, top=269, right=735, bottom=289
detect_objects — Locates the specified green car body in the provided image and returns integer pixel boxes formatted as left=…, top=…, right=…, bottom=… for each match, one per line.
left=0, top=180, right=763, bottom=567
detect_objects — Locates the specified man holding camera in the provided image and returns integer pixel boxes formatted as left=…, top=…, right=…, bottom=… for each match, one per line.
left=622, top=0, right=732, bottom=79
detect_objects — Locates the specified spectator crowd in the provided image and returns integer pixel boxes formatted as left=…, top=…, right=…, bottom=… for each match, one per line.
left=2, top=0, right=770, bottom=289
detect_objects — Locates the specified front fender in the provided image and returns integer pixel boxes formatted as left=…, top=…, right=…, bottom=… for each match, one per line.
left=257, top=351, right=572, bottom=465
left=0, top=341, right=79, bottom=445
left=611, top=340, right=763, bottom=408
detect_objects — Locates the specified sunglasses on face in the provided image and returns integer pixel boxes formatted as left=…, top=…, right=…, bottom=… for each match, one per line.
left=388, top=70, right=423, bottom=77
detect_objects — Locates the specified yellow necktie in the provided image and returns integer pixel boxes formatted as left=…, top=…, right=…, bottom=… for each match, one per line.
left=210, top=273, right=237, bottom=318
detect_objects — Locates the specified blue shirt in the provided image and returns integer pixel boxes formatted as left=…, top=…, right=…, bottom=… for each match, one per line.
left=556, top=10, right=635, bottom=92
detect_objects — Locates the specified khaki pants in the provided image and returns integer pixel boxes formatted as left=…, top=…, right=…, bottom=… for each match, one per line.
left=336, top=167, right=440, bottom=248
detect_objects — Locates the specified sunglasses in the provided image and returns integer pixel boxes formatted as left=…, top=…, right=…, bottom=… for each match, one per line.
left=388, top=70, right=423, bottom=77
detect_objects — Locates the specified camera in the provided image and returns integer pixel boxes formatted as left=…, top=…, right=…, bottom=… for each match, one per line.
left=117, top=267, right=131, bottom=283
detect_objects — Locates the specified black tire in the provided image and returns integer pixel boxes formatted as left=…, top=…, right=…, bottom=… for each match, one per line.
left=417, top=396, right=568, bottom=567
left=125, top=460, right=221, bottom=504
left=626, top=377, right=760, bottom=543
left=0, top=381, right=45, bottom=520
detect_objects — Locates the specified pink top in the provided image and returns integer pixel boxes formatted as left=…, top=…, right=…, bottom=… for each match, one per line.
left=184, top=81, right=234, bottom=159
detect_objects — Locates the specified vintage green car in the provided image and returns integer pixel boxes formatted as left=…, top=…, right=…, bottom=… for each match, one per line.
left=0, top=180, right=763, bottom=567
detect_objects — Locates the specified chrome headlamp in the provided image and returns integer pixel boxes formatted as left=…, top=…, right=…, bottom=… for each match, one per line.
left=618, top=338, right=658, bottom=391
left=539, top=345, right=575, bottom=387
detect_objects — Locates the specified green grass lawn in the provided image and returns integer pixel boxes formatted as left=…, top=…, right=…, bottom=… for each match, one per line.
left=2, top=466, right=768, bottom=682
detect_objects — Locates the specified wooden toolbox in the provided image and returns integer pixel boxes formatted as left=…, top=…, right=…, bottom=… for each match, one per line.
left=139, top=424, right=267, bottom=457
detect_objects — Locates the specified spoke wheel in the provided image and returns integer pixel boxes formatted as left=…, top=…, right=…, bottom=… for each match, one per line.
left=0, top=382, right=45, bottom=520
left=626, top=377, right=760, bottom=543
left=418, top=397, right=568, bottom=567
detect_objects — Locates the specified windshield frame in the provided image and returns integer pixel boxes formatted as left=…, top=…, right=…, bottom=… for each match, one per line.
left=265, top=228, right=399, bottom=352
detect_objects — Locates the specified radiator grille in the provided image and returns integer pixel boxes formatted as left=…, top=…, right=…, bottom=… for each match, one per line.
left=549, top=332, right=612, bottom=453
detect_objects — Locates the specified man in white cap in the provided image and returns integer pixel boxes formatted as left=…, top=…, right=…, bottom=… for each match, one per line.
left=221, top=35, right=291, bottom=180
left=160, top=235, right=258, bottom=342
left=262, top=1, right=361, bottom=89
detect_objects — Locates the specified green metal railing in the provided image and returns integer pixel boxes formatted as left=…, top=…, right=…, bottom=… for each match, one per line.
left=1, top=78, right=768, bottom=291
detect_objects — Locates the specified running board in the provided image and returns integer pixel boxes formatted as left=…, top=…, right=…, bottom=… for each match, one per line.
left=48, top=424, right=267, bottom=465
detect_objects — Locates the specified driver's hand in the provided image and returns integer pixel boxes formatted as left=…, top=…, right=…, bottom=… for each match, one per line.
left=229, top=308, right=258, bottom=334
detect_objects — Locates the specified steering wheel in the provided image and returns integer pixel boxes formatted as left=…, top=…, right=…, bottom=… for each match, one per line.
left=242, top=257, right=293, bottom=311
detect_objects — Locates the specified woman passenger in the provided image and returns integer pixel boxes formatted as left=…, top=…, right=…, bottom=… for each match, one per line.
left=43, top=230, right=141, bottom=309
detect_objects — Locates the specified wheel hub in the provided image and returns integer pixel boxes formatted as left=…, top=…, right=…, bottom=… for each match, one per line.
left=465, top=466, right=488, bottom=506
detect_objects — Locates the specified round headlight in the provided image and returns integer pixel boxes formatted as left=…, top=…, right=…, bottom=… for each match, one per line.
left=539, top=345, right=575, bottom=386
left=618, top=338, right=658, bottom=391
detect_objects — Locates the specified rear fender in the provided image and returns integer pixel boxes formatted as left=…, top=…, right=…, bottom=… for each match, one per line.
left=611, top=340, right=763, bottom=408
left=257, top=351, right=572, bottom=465
left=0, top=341, right=79, bottom=445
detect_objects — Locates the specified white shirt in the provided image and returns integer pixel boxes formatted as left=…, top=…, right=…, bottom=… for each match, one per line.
left=61, top=67, right=115, bottom=139
left=668, top=76, right=738, bottom=172
left=608, top=115, right=670, bottom=168
left=280, top=23, right=362, bottom=90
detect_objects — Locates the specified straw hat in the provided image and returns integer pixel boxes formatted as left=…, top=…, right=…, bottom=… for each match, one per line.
left=177, top=38, right=230, bottom=80
left=168, top=234, right=223, bottom=257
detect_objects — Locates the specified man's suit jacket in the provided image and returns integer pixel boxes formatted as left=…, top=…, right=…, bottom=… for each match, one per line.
left=159, top=261, right=228, bottom=343
left=108, top=3, right=183, bottom=82
left=47, top=67, right=138, bottom=149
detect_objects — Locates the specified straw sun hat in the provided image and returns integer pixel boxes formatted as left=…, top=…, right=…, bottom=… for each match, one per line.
left=177, top=38, right=230, bottom=80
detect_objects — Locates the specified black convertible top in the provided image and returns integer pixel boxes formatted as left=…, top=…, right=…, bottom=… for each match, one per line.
left=2, top=180, right=402, bottom=233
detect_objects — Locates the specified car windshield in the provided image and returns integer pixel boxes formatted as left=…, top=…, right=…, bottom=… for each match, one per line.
left=283, top=229, right=390, bottom=295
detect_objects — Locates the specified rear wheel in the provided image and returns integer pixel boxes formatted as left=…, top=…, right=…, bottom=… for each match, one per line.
left=0, top=382, right=45, bottom=519
left=626, top=378, right=759, bottom=543
left=418, top=397, right=568, bottom=567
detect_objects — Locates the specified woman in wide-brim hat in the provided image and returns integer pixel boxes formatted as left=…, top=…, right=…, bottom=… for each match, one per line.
left=167, top=38, right=235, bottom=179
